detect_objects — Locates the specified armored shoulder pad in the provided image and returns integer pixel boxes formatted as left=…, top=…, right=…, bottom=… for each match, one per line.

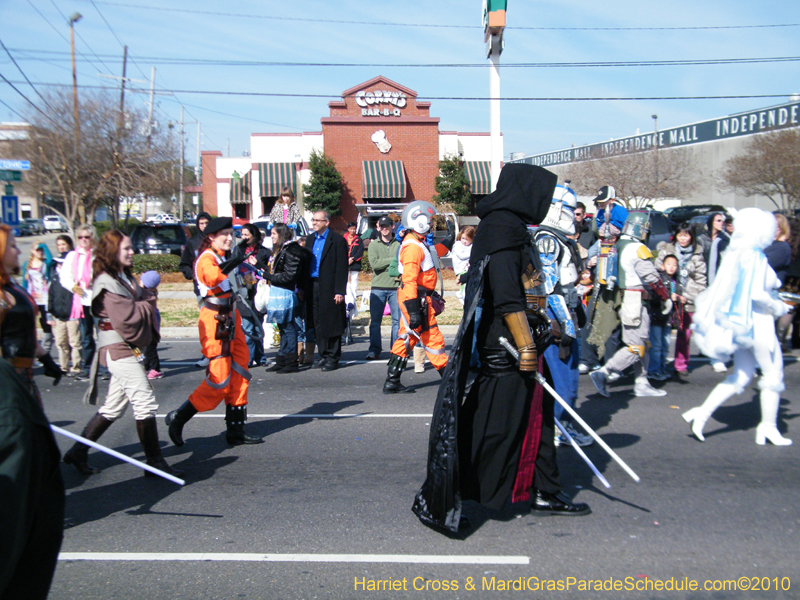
left=636, top=245, right=653, bottom=260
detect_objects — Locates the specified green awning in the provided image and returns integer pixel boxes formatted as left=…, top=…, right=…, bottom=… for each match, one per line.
left=362, top=160, right=407, bottom=199
left=464, top=161, right=491, bottom=195
left=258, top=163, right=297, bottom=197
left=230, top=171, right=251, bottom=204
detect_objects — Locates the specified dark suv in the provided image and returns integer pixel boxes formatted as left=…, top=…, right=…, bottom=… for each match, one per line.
left=663, top=204, right=725, bottom=230
left=131, top=223, right=191, bottom=256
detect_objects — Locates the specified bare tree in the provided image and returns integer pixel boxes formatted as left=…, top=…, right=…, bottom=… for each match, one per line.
left=11, top=89, right=178, bottom=229
left=719, top=129, right=800, bottom=213
left=564, top=147, right=704, bottom=208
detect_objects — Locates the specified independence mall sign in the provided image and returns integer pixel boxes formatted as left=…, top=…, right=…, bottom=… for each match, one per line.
left=513, top=100, right=800, bottom=168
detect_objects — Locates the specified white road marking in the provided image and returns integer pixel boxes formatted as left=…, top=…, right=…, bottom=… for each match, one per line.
left=156, top=413, right=433, bottom=418
left=58, top=552, right=529, bottom=565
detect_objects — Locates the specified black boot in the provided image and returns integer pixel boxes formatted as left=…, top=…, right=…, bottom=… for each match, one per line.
left=63, top=412, right=114, bottom=475
left=165, top=400, right=198, bottom=447
left=265, top=355, right=285, bottom=372
left=277, top=352, right=298, bottom=374
left=383, top=354, right=415, bottom=394
left=136, top=417, right=184, bottom=478
left=225, top=404, right=264, bottom=445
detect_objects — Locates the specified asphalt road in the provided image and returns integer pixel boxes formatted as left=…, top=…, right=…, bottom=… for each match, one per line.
left=41, top=336, right=799, bottom=600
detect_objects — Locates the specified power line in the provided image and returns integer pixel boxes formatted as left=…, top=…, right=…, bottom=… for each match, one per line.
left=72, top=1, right=800, bottom=31
left=8, top=47, right=800, bottom=69
left=6, top=80, right=794, bottom=102
left=0, top=38, right=56, bottom=112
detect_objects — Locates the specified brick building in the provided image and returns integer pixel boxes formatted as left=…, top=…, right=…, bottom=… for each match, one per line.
left=201, top=76, right=494, bottom=227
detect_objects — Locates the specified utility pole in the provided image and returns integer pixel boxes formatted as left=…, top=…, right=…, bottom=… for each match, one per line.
left=118, top=46, right=128, bottom=130
left=69, top=12, right=83, bottom=224
left=179, top=106, right=185, bottom=222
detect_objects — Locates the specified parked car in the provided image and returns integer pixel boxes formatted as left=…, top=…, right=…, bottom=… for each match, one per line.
left=17, top=220, right=36, bottom=236
left=662, top=204, right=726, bottom=230
left=130, top=223, right=191, bottom=256
left=22, top=218, right=45, bottom=234
left=43, top=215, right=68, bottom=232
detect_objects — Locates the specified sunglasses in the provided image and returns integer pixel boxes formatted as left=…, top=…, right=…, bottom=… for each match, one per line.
left=78, top=235, right=92, bottom=239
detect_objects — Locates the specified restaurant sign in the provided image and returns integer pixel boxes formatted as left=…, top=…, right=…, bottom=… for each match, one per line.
left=355, top=90, right=407, bottom=117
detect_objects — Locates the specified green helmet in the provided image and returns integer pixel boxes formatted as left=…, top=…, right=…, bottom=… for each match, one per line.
left=622, top=211, right=651, bottom=242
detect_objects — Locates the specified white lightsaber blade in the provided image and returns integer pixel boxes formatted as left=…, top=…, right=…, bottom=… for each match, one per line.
left=51, top=425, right=185, bottom=486
left=498, top=336, right=640, bottom=483
left=554, top=418, right=610, bottom=489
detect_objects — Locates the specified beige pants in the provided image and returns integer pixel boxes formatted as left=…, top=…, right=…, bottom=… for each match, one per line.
left=98, top=354, right=159, bottom=421
left=54, top=319, right=82, bottom=372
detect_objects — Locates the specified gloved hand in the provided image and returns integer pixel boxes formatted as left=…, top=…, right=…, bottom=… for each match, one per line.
left=404, top=298, right=422, bottom=330
left=559, top=333, right=575, bottom=361
left=395, top=225, right=406, bottom=243
left=458, top=273, right=468, bottom=285
left=661, top=298, right=673, bottom=315
left=39, top=353, right=63, bottom=386
left=219, top=253, right=245, bottom=275
left=425, top=231, right=434, bottom=246
left=440, top=219, right=456, bottom=251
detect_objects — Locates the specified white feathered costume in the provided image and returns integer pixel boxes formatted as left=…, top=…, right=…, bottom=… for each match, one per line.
left=684, top=207, right=791, bottom=445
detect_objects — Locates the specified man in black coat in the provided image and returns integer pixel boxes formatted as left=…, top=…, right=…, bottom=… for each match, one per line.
left=305, top=210, right=349, bottom=371
left=179, top=211, right=211, bottom=368
left=179, top=211, right=212, bottom=301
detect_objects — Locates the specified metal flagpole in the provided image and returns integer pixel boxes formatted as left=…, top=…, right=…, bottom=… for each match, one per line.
left=499, top=336, right=641, bottom=483
left=51, top=425, right=185, bottom=485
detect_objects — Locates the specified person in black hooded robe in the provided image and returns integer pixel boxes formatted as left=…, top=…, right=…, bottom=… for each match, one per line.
left=412, top=163, right=590, bottom=534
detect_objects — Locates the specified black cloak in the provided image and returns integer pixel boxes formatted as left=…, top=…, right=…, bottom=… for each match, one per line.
left=411, top=164, right=556, bottom=532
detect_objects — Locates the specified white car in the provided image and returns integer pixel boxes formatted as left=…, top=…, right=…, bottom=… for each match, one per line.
left=43, top=215, right=67, bottom=232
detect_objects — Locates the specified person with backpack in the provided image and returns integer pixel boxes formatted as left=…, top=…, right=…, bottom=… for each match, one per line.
left=49, top=235, right=82, bottom=376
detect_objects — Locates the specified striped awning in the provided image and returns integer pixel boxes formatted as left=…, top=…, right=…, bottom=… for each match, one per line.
left=230, top=171, right=251, bottom=204
left=464, top=161, right=491, bottom=195
left=258, top=163, right=297, bottom=197
left=362, top=161, right=407, bottom=199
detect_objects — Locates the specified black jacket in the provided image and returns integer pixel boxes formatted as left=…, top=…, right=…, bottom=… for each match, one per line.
left=179, top=233, right=205, bottom=296
left=266, top=241, right=312, bottom=293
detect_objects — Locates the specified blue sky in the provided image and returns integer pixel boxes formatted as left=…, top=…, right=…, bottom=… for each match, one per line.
left=2, top=0, right=798, bottom=167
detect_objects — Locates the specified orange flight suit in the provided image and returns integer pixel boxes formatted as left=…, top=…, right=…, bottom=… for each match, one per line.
left=188, top=248, right=250, bottom=412
left=389, top=231, right=449, bottom=370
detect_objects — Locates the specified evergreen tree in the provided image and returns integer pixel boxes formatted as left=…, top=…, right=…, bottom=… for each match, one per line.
left=304, top=149, right=344, bottom=215
left=433, top=154, right=473, bottom=215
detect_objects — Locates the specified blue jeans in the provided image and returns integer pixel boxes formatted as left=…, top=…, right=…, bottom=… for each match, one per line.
left=649, top=323, right=671, bottom=375
left=368, top=289, right=399, bottom=356
left=241, top=313, right=266, bottom=365
left=279, top=319, right=298, bottom=357
left=545, top=335, right=580, bottom=423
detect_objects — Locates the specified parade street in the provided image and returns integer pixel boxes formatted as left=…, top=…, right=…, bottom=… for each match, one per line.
left=44, top=336, right=799, bottom=600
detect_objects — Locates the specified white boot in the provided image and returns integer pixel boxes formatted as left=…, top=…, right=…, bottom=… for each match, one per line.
left=634, top=376, right=667, bottom=397
left=756, top=390, right=792, bottom=446
left=41, top=331, right=54, bottom=354
left=682, top=382, right=736, bottom=442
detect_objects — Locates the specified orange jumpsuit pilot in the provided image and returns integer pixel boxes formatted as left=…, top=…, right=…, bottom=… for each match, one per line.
left=384, top=201, right=455, bottom=394
left=166, top=217, right=264, bottom=446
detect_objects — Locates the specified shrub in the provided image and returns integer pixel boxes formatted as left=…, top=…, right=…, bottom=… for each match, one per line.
left=94, top=218, right=142, bottom=238
left=132, top=253, right=181, bottom=274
